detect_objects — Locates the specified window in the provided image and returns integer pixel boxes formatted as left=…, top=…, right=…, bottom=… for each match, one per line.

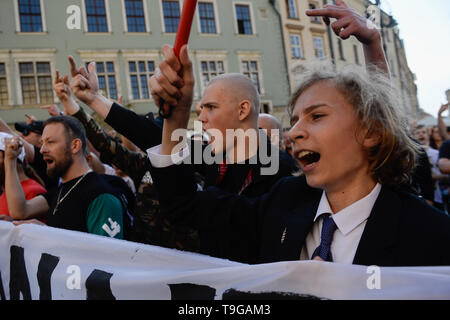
left=313, top=36, right=325, bottom=59
left=162, top=0, right=180, bottom=33
left=261, top=103, right=271, bottom=114
left=198, top=2, right=216, bottom=34
left=238, top=52, right=263, bottom=95
left=86, top=61, right=117, bottom=99
left=0, top=63, right=8, bottom=105
left=85, top=0, right=108, bottom=32
left=18, top=0, right=43, bottom=32
left=353, top=44, right=360, bottom=65
left=286, top=0, right=298, bottom=19
left=241, top=60, right=260, bottom=93
left=200, top=60, right=224, bottom=88
left=235, top=4, right=253, bottom=35
left=124, top=0, right=146, bottom=32
left=19, top=61, right=52, bottom=105
left=196, top=51, right=227, bottom=94
left=309, top=3, right=320, bottom=23
left=290, top=34, right=303, bottom=59
left=128, top=60, right=155, bottom=100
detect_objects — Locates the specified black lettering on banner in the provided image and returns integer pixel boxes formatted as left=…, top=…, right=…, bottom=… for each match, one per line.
left=168, top=283, right=216, bottom=300
left=86, top=269, right=116, bottom=300
left=37, top=253, right=60, bottom=300
left=9, top=246, right=32, bottom=300
left=0, top=272, right=6, bottom=300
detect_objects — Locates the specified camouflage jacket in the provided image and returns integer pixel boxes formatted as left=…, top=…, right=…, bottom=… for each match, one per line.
left=72, top=107, right=149, bottom=188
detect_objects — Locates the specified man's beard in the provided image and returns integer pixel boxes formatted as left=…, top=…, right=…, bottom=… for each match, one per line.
left=46, top=151, right=73, bottom=180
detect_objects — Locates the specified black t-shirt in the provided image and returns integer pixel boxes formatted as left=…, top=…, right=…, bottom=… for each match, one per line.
left=43, top=172, right=121, bottom=233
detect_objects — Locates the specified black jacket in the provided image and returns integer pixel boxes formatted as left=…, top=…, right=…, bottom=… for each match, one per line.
left=189, top=136, right=299, bottom=261
left=104, top=103, right=299, bottom=261
left=151, top=163, right=450, bottom=266
left=105, top=103, right=163, bottom=152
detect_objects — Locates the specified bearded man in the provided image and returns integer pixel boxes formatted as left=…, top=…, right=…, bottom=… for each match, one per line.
left=3, top=116, right=125, bottom=239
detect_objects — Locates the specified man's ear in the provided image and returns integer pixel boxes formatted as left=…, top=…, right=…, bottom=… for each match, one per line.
left=238, top=100, right=252, bottom=121
left=71, top=138, right=83, bottom=154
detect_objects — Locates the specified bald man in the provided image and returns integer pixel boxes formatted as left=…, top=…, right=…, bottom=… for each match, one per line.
left=144, top=45, right=298, bottom=263
left=71, top=46, right=298, bottom=262
left=196, top=73, right=261, bottom=162
left=258, top=113, right=282, bottom=147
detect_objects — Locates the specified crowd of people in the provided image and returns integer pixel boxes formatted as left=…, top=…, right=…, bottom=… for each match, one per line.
left=0, top=0, right=449, bottom=267
left=410, top=112, right=450, bottom=213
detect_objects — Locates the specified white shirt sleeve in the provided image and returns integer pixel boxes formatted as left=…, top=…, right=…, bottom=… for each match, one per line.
left=146, top=144, right=190, bottom=168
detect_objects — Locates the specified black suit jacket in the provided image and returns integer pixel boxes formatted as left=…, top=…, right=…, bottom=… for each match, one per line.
left=105, top=103, right=300, bottom=261
left=189, top=135, right=299, bottom=261
left=152, top=163, right=450, bottom=266
left=105, top=103, right=163, bottom=152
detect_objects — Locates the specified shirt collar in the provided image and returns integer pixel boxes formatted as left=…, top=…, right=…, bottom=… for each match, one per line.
left=314, top=183, right=382, bottom=236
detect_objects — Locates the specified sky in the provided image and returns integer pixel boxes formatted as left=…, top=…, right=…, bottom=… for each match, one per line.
left=381, top=0, right=450, bottom=117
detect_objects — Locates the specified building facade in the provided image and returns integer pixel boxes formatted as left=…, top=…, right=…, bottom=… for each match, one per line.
left=0, top=0, right=421, bottom=130
left=269, top=0, right=331, bottom=127
left=0, top=0, right=290, bottom=128
left=276, top=0, right=421, bottom=126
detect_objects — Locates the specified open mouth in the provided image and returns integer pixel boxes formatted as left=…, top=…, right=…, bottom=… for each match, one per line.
left=44, top=158, right=55, bottom=166
left=297, top=150, right=320, bottom=168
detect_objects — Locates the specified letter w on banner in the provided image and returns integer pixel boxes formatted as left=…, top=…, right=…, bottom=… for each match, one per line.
left=0, top=221, right=449, bottom=300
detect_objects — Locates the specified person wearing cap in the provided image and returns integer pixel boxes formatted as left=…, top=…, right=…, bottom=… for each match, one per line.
left=14, top=121, right=44, bottom=148
left=0, top=132, right=46, bottom=219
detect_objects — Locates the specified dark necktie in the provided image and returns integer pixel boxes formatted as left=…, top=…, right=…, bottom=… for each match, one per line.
left=311, top=214, right=337, bottom=262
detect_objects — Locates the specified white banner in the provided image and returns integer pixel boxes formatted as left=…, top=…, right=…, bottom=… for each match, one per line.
left=0, top=221, right=449, bottom=300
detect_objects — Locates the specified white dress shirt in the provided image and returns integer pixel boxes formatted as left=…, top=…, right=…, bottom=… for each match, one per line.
left=300, top=183, right=382, bottom=264
left=147, top=144, right=190, bottom=168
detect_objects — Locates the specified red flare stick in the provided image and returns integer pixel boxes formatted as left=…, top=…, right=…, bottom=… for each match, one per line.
left=174, top=0, right=198, bottom=58
left=159, top=0, right=197, bottom=118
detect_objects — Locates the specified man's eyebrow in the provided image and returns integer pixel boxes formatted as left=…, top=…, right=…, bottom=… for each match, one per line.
left=303, top=103, right=330, bottom=114
left=290, top=103, right=330, bottom=123
left=289, top=103, right=329, bottom=125
left=201, top=101, right=219, bottom=107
